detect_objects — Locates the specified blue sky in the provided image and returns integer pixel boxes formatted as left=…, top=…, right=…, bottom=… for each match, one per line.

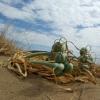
left=0, top=0, right=100, bottom=63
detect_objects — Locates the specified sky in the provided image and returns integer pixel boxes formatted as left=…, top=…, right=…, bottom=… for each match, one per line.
left=0, top=0, right=100, bottom=63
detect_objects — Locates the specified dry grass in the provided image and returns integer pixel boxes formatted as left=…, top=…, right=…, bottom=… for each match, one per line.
left=0, top=33, right=17, bottom=56
left=8, top=51, right=97, bottom=85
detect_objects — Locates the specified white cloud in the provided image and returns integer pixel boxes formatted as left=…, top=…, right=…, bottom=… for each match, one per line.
left=19, top=0, right=100, bottom=39
left=0, top=2, right=35, bottom=21
left=0, top=23, right=5, bottom=30
left=0, top=0, right=24, bottom=5
left=1, top=0, right=100, bottom=27
left=23, top=0, right=100, bottom=25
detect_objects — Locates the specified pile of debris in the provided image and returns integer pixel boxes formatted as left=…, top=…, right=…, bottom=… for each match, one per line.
left=8, top=37, right=97, bottom=85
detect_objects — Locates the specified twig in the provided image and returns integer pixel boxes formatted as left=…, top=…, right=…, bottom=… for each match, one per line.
left=78, top=84, right=85, bottom=100
left=57, top=85, right=73, bottom=93
left=46, top=95, right=54, bottom=100
left=53, top=68, right=58, bottom=84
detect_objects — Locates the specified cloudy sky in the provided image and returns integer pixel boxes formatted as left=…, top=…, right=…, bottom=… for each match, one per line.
left=0, top=0, right=100, bottom=62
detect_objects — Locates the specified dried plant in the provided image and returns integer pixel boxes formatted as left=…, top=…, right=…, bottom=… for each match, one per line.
left=0, top=25, right=17, bottom=56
